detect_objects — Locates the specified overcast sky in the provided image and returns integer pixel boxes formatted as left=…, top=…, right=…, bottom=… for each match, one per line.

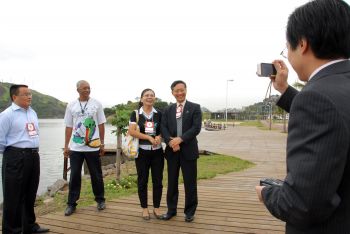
left=2, top=0, right=344, bottom=112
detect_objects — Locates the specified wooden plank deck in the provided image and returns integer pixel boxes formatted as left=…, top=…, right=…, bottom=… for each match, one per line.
left=36, top=126, right=287, bottom=233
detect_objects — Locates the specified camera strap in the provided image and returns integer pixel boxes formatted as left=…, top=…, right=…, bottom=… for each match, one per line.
left=264, top=80, right=272, bottom=100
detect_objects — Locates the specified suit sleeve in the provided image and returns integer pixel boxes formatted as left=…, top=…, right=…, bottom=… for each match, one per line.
left=277, top=86, right=299, bottom=113
left=156, top=111, right=162, bottom=136
left=181, top=103, right=202, bottom=143
left=161, top=106, right=171, bottom=144
left=262, top=90, right=349, bottom=228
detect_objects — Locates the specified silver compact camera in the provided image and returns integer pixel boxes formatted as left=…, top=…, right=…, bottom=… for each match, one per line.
left=256, top=63, right=277, bottom=77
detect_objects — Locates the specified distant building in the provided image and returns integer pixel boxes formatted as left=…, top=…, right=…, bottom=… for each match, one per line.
left=210, top=109, right=242, bottom=120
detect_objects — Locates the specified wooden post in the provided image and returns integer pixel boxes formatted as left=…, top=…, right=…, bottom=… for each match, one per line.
left=115, top=127, right=122, bottom=181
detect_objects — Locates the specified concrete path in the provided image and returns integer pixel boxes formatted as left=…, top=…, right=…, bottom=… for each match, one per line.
left=198, top=125, right=287, bottom=177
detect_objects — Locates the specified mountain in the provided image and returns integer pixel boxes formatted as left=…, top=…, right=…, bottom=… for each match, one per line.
left=201, top=106, right=211, bottom=112
left=0, top=82, right=67, bottom=118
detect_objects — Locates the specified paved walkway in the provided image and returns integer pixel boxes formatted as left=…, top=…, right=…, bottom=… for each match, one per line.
left=199, top=125, right=286, bottom=176
left=36, top=126, right=288, bottom=233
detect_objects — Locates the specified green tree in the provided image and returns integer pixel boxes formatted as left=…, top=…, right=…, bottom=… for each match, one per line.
left=104, top=107, right=115, bottom=117
left=202, top=112, right=211, bottom=121
left=111, top=104, right=133, bottom=180
left=153, top=98, right=169, bottom=112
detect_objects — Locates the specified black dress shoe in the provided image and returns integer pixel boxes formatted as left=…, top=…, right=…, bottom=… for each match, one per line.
left=97, top=201, right=106, bottom=211
left=32, top=226, right=50, bottom=233
left=160, top=213, right=177, bottom=220
left=185, top=215, right=194, bottom=222
left=64, top=205, right=76, bottom=216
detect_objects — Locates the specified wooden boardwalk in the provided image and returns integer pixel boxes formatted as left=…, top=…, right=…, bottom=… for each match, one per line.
left=37, top=126, right=287, bottom=233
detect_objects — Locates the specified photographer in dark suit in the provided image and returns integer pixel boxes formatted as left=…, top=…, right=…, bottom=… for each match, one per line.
left=160, top=80, right=202, bottom=222
left=255, top=0, right=350, bottom=233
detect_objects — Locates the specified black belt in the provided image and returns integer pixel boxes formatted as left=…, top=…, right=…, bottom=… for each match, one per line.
left=6, top=146, right=39, bottom=154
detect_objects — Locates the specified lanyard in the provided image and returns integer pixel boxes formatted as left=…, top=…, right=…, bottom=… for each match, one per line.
left=79, top=98, right=89, bottom=114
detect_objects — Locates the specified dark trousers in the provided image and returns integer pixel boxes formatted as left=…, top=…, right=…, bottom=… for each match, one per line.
left=2, top=147, right=40, bottom=234
left=135, top=148, right=164, bottom=208
left=67, top=151, right=105, bottom=206
left=166, top=151, right=198, bottom=216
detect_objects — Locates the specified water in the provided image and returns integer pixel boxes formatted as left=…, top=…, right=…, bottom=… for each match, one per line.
left=0, top=119, right=117, bottom=203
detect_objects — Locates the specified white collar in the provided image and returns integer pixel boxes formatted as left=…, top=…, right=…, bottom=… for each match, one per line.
left=309, top=59, right=348, bottom=81
left=139, top=106, right=157, bottom=115
left=11, top=102, right=30, bottom=111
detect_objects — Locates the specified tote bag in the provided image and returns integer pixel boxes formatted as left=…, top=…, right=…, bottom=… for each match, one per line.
left=122, top=110, right=139, bottom=160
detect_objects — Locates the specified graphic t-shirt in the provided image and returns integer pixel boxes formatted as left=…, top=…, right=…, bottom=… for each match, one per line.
left=64, top=98, right=106, bottom=152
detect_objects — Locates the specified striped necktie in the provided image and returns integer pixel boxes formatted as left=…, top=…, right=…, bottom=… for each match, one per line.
left=176, top=104, right=183, bottom=137
left=176, top=104, right=183, bottom=119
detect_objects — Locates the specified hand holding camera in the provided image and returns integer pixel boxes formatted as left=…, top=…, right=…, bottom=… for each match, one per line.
left=257, top=60, right=290, bottom=94
left=256, top=63, right=277, bottom=77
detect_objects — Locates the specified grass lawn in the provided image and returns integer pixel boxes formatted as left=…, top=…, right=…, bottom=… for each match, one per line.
left=239, top=120, right=267, bottom=129
left=35, top=154, right=254, bottom=215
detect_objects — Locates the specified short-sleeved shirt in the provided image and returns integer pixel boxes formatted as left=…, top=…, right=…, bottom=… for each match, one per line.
left=64, top=97, right=106, bottom=152
left=0, top=103, right=39, bottom=153
left=130, top=107, right=162, bottom=150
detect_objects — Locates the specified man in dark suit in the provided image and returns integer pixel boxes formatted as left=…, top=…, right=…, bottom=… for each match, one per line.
left=255, top=0, right=350, bottom=233
left=160, top=80, right=202, bottom=222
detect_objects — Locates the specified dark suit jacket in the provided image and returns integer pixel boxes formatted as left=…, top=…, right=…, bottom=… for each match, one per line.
left=262, top=60, right=350, bottom=234
left=161, top=101, right=202, bottom=160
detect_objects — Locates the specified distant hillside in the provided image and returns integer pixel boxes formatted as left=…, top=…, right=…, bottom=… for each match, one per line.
left=201, top=106, right=211, bottom=112
left=0, top=82, right=67, bottom=118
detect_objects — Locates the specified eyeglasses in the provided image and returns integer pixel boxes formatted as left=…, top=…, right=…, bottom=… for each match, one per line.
left=17, top=93, right=32, bottom=97
left=280, top=47, right=288, bottom=59
left=143, top=94, right=155, bottom=98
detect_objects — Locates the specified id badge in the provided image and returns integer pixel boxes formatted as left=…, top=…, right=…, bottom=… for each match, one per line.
left=145, top=121, right=155, bottom=135
left=26, top=123, right=38, bottom=138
